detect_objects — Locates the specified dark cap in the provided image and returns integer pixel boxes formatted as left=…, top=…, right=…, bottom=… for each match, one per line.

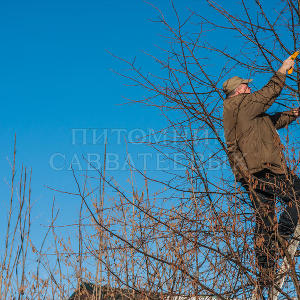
left=223, top=76, right=253, bottom=95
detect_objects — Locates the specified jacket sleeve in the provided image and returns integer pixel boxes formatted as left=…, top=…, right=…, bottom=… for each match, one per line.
left=268, top=110, right=298, bottom=129
left=227, top=142, right=250, bottom=181
left=240, top=72, right=286, bottom=119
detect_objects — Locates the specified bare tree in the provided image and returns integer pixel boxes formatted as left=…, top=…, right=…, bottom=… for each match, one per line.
left=97, top=0, right=300, bottom=299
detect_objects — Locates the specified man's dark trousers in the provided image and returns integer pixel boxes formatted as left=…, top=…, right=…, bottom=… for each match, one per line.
left=240, top=169, right=300, bottom=274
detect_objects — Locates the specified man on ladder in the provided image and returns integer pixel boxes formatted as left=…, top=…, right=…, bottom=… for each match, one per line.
left=223, top=55, right=300, bottom=295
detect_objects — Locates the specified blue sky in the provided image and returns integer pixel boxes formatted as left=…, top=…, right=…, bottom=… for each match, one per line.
left=0, top=0, right=298, bottom=227
left=0, top=0, right=224, bottom=252
left=0, top=0, right=298, bottom=223
left=0, top=0, right=170, bottom=212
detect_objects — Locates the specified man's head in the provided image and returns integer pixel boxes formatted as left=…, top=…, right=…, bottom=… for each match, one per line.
left=223, top=76, right=253, bottom=98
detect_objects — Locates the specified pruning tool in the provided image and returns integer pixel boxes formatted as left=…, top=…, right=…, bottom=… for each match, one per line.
left=288, top=50, right=299, bottom=74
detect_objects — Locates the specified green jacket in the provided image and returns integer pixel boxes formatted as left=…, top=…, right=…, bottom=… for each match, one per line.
left=223, top=72, right=297, bottom=182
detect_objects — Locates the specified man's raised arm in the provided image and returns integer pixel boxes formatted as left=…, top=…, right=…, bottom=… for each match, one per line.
left=240, top=57, right=295, bottom=119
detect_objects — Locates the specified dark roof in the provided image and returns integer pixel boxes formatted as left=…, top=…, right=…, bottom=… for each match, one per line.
left=68, top=282, right=161, bottom=300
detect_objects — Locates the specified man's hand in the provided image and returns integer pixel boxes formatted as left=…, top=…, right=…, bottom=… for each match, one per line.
left=292, top=107, right=300, bottom=117
left=278, top=56, right=295, bottom=74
